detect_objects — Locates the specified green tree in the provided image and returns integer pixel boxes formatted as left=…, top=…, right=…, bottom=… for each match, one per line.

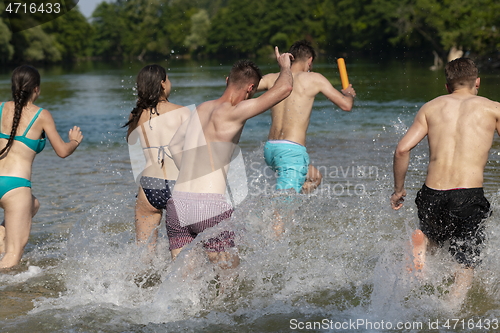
left=377, top=0, right=500, bottom=62
left=184, top=9, right=211, bottom=53
left=0, top=17, right=14, bottom=63
left=120, top=0, right=164, bottom=60
left=91, top=1, right=127, bottom=58
left=0, top=2, right=14, bottom=63
left=91, top=0, right=191, bottom=59
left=162, top=4, right=199, bottom=56
left=205, top=0, right=325, bottom=57
left=206, top=0, right=263, bottom=57
left=320, top=0, right=393, bottom=54
left=16, top=26, right=62, bottom=62
left=43, top=8, right=93, bottom=60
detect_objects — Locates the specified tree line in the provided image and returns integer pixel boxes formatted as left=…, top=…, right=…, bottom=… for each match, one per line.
left=1, top=0, right=499, bottom=67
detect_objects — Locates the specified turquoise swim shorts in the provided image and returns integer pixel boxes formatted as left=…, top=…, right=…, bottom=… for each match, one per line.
left=264, top=140, right=310, bottom=193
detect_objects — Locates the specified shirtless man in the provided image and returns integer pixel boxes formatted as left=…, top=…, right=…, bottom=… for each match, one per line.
left=167, top=48, right=293, bottom=268
left=391, top=58, right=500, bottom=303
left=258, top=40, right=356, bottom=193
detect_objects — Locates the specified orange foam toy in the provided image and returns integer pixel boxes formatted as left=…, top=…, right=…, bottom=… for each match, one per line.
left=337, top=58, right=349, bottom=89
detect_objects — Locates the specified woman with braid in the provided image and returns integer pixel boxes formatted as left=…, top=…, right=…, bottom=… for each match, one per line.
left=0, top=65, right=83, bottom=269
left=125, top=65, right=190, bottom=256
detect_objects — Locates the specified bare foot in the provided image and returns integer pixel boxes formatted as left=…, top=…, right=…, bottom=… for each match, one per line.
left=0, top=225, right=5, bottom=254
left=0, top=252, right=21, bottom=269
left=411, top=229, right=427, bottom=272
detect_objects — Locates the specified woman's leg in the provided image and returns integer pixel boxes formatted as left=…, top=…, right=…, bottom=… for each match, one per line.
left=0, top=224, right=5, bottom=255
left=135, top=188, right=162, bottom=253
left=0, top=187, right=34, bottom=269
left=0, top=194, right=38, bottom=256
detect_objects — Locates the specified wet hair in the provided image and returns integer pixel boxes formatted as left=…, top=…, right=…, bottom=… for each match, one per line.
left=0, top=65, right=40, bottom=157
left=124, top=64, right=167, bottom=139
left=227, top=60, right=262, bottom=88
left=289, top=40, right=316, bottom=62
left=445, top=58, right=478, bottom=91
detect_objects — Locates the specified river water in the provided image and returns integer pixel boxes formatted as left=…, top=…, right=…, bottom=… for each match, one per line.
left=1, top=58, right=500, bottom=332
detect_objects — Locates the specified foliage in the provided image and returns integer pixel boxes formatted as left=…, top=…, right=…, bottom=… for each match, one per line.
left=0, top=2, right=13, bottom=63
left=378, top=0, right=500, bottom=60
left=0, top=19, right=14, bottom=63
left=205, top=0, right=265, bottom=57
left=14, top=26, right=62, bottom=62
left=0, top=0, right=499, bottom=65
left=43, top=8, right=94, bottom=60
left=184, top=9, right=211, bottom=53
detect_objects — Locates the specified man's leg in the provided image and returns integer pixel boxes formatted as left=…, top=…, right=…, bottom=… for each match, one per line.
left=170, top=247, right=182, bottom=260
left=272, top=209, right=284, bottom=237
left=448, top=266, right=474, bottom=305
left=207, top=251, right=240, bottom=269
left=411, top=229, right=428, bottom=271
left=301, top=164, right=322, bottom=194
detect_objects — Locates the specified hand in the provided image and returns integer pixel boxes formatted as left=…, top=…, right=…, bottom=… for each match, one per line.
left=341, top=84, right=356, bottom=98
left=68, top=126, right=83, bottom=145
left=275, top=46, right=294, bottom=69
left=391, top=189, right=406, bottom=210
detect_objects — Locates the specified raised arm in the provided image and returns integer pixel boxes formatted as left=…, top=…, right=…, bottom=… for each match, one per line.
left=315, top=74, right=356, bottom=111
left=232, top=47, right=293, bottom=122
left=257, top=73, right=279, bottom=92
left=40, top=110, right=83, bottom=158
left=391, top=107, right=428, bottom=210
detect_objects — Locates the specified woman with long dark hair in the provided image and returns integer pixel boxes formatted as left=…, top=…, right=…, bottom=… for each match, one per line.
left=0, top=65, right=83, bottom=269
left=126, top=64, right=189, bottom=256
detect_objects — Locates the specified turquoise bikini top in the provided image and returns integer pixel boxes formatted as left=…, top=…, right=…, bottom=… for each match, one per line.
left=0, top=102, right=46, bottom=154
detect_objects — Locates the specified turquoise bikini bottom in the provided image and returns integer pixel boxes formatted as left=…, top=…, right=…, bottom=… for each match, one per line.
left=0, top=176, right=32, bottom=199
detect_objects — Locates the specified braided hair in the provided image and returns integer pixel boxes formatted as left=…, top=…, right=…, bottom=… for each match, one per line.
left=0, top=65, right=40, bottom=157
left=124, top=64, right=167, bottom=139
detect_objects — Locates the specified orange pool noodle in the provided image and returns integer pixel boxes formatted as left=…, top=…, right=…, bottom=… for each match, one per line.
left=337, top=58, right=349, bottom=89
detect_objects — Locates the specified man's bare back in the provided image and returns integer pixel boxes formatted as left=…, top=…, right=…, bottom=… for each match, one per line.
left=391, top=58, right=500, bottom=306
left=258, top=40, right=355, bottom=193
left=172, top=51, right=293, bottom=195
left=393, top=79, right=500, bottom=198
left=171, top=99, right=246, bottom=194
left=424, top=93, right=500, bottom=189
left=260, top=67, right=355, bottom=146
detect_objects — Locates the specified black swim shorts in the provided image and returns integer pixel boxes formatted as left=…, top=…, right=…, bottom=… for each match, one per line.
left=415, top=184, right=491, bottom=268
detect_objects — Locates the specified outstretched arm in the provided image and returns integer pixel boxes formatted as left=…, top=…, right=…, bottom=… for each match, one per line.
left=391, top=108, right=428, bottom=210
left=40, top=110, right=83, bottom=158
